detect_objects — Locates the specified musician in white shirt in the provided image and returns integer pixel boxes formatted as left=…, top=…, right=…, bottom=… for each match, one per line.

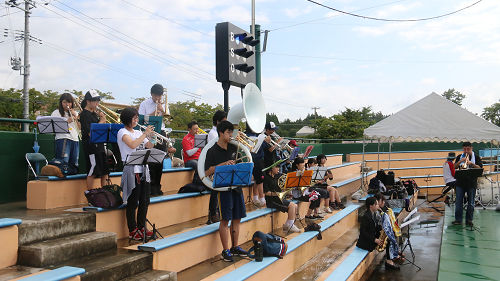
left=138, top=84, right=176, bottom=196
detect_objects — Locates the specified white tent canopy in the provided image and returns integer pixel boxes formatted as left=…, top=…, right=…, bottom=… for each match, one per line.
left=364, top=92, right=500, bottom=144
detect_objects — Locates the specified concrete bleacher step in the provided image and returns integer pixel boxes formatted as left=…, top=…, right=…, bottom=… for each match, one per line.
left=18, top=231, right=117, bottom=267
left=55, top=248, right=153, bottom=281
left=18, top=212, right=95, bottom=245
left=120, top=269, right=177, bottom=281
left=285, top=224, right=359, bottom=281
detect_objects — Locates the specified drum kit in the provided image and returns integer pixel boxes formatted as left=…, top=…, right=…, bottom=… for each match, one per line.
left=477, top=172, right=500, bottom=207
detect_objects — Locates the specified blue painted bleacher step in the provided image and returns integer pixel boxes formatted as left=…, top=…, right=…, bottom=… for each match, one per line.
left=324, top=247, right=369, bottom=281
left=0, top=218, right=22, bottom=228
left=18, top=266, right=85, bottom=281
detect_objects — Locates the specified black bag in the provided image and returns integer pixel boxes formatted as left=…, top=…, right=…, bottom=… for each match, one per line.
left=85, top=181, right=123, bottom=209
left=403, top=179, right=418, bottom=195
left=248, top=231, right=288, bottom=260
left=178, top=183, right=207, bottom=193
left=48, top=158, right=79, bottom=176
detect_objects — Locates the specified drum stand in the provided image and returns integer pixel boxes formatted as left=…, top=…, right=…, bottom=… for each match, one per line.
left=482, top=178, right=499, bottom=208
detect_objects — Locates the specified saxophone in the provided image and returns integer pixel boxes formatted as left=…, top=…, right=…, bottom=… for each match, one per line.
left=376, top=210, right=388, bottom=252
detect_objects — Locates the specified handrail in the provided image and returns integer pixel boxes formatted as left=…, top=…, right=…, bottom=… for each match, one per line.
left=0, top=117, right=36, bottom=124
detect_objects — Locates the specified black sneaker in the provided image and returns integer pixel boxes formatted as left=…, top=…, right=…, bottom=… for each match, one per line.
left=337, top=202, right=345, bottom=209
left=452, top=220, right=462, bottom=225
left=305, top=215, right=319, bottom=221
left=466, top=221, right=474, bottom=227
left=313, top=215, right=324, bottom=219
left=150, top=188, right=158, bottom=197
left=231, top=246, right=248, bottom=257
left=221, top=249, right=234, bottom=262
left=156, top=186, right=164, bottom=196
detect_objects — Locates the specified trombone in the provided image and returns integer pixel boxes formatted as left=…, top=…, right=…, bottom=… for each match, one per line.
left=155, top=88, right=173, bottom=124
left=75, top=95, right=120, bottom=124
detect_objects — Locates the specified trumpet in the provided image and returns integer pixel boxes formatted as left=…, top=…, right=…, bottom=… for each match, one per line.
left=67, top=106, right=82, bottom=140
left=137, top=124, right=175, bottom=148
left=235, top=132, right=259, bottom=152
left=460, top=155, right=470, bottom=170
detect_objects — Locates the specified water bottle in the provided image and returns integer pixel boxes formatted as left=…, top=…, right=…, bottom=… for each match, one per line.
left=255, top=241, right=263, bottom=262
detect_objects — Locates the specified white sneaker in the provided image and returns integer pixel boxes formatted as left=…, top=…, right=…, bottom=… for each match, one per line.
left=325, top=207, right=333, bottom=213
left=258, top=201, right=266, bottom=207
left=283, top=224, right=301, bottom=233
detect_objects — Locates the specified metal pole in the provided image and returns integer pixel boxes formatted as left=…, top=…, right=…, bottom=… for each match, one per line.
left=255, top=24, right=261, bottom=90
left=251, top=0, right=255, bottom=36
left=222, top=81, right=230, bottom=113
left=22, top=0, right=31, bottom=132
left=388, top=137, right=392, bottom=171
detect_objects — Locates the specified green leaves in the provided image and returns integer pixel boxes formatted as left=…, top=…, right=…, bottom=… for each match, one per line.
left=442, top=88, right=466, bottom=106
left=481, top=100, right=500, bottom=126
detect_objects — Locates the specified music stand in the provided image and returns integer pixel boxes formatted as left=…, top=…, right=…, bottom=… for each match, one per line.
left=303, top=145, right=314, bottom=158
left=90, top=123, right=124, bottom=144
left=308, top=167, right=327, bottom=182
left=213, top=163, right=254, bottom=189
left=125, top=148, right=166, bottom=243
left=285, top=170, right=313, bottom=188
left=135, top=115, right=163, bottom=134
left=399, top=210, right=421, bottom=271
left=195, top=134, right=208, bottom=148
left=36, top=116, right=69, bottom=134
left=262, top=159, right=287, bottom=172
left=289, top=147, right=300, bottom=160
left=454, top=168, right=484, bottom=179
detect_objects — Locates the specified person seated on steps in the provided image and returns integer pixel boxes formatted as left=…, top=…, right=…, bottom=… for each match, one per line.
left=204, top=121, right=248, bottom=262
left=308, top=156, right=345, bottom=210
left=374, top=193, right=405, bottom=267
left=263, top=162, right=301, bottom=234
left=289, top=157, right=322, bottom=222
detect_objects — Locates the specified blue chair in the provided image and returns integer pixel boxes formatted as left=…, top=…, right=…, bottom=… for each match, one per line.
left=25, top=153, right=48, bottom=180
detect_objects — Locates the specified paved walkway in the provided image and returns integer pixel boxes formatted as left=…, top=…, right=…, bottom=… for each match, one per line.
left=439, top=204, right=500, bottom=281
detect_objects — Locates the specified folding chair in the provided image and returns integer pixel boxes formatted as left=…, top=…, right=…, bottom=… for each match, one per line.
left=25, top=153, right=48, bottom=180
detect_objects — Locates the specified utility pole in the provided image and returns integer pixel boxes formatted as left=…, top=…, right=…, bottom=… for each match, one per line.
left=311, top=107, right=320, bottom=133
left=6, top=0, right=36, bottom=132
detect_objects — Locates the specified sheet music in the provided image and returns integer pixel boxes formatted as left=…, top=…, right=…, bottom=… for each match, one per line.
left=194, top=134, right=208, bottom=148
left=36, top=116, right=69, bottom=133
left=125, top=148, right=166, bottom=165
left=403, top=208, right=418, bottom=222
left=309, top=167, right=327, bottom=181
left=251, top=134, right=266, bottom=153
left=400, top=215, right=420, bottom=228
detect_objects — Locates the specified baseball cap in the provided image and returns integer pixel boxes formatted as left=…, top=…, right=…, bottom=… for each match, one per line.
left=265, top=121, right=279, bottom=130
left=289, top=140, right=298, bottom=146
left=84, top=89, right=100, bottom=101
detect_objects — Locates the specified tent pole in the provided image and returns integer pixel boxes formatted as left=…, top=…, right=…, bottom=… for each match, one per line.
left=362, top=137, right=366, bottom=190
left=377, top=139, right=380, bottom=170
left=388, top=137, right=392, bottom=171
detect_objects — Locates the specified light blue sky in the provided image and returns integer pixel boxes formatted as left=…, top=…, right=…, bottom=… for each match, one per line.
left=1, top=0, right=498, bottom=121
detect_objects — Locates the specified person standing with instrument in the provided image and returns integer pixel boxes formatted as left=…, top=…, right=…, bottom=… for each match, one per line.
left=138, top=84, right=176, bottom=197
left=80, top=90, right=109, bottom=190
left=51, top=93, right=80, bottom=167
left=452, top=142, right=483, bottom=226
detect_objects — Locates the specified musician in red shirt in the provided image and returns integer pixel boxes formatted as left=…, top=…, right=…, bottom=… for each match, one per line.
left=182, top=121, right=202, bottom=184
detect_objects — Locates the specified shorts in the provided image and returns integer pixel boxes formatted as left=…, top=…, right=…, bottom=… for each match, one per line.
left=252, top=158, right=264, bottom=184
left=85, top=152, right=110, bottom=177
left=218, top=189, right=247, bottom=221
left=265, top=196, right=290, bottom=213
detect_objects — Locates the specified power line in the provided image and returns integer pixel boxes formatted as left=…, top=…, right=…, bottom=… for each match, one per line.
left=264, top=52, right=500, bottom=63
left=270, top=0, right=407, bottom=32
left=120, top=0, right=214, bottom=38
left=54, top=1, right=215, bottom=77
left=305, top=0, right=483, bottom=22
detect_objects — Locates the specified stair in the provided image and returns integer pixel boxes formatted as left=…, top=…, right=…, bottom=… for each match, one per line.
left=18, top=231, right=117, bottom=267
left=57, top=248, right=153, bottom=281
left=121, top=269, right=177, bottom=281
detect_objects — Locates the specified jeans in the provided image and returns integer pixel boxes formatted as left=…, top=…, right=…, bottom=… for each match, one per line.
left=55, top=139, right=79, bottom=166
left=455, top=186, right=475, bottom=222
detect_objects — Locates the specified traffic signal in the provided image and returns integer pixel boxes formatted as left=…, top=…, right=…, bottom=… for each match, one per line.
left=216, top=22, right=260, bottom=87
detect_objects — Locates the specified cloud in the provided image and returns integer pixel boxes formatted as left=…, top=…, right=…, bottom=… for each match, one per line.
left=422, top=78, right=436, bottom=85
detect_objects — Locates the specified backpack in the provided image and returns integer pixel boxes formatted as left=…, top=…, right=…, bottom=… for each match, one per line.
left=84, top=181, right=123, bottom=209
left=403, top=179, right=418, bottom=195
left=48, top=158, right=79, bottom=176
left=178, top=183, right=207, bottom=194
left=248, top=231, right=288, bottom=261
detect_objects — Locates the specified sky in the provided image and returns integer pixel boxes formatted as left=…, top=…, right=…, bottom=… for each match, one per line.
left=0, top=0, right=499, bottom=122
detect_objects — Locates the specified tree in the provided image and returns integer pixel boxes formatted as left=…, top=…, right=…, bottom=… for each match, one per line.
left=168, top=100, right=223, bottom=132
left=311, top=106, right=377, bottom=140
left=442, top=88, right=466, bottom=106
left=481, top=100, right=500, bottom=126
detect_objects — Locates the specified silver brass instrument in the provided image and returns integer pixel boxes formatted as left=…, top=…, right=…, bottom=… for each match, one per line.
left=270, top=132, right=293, bottom=156
left=137, top=124, right=175, bottom=148
left=76, top=95, right=121, bottom=124
left=67, top=106, right=82, bottom=140
left=460, top=154, right=470, bottom=170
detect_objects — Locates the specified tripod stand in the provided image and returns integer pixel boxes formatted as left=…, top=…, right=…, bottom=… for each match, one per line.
left=400, top=222, right=421, bottom=271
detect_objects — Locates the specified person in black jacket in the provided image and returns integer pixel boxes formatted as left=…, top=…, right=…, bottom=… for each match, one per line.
left=356, top=197, right=382, bottom=252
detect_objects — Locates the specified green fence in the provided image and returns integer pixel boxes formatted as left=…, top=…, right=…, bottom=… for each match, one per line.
left=0, top=130, right=492, bottom=204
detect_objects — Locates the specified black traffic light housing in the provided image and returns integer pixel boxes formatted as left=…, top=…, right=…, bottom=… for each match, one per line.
left=216, top=22, right=260, bottom=87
